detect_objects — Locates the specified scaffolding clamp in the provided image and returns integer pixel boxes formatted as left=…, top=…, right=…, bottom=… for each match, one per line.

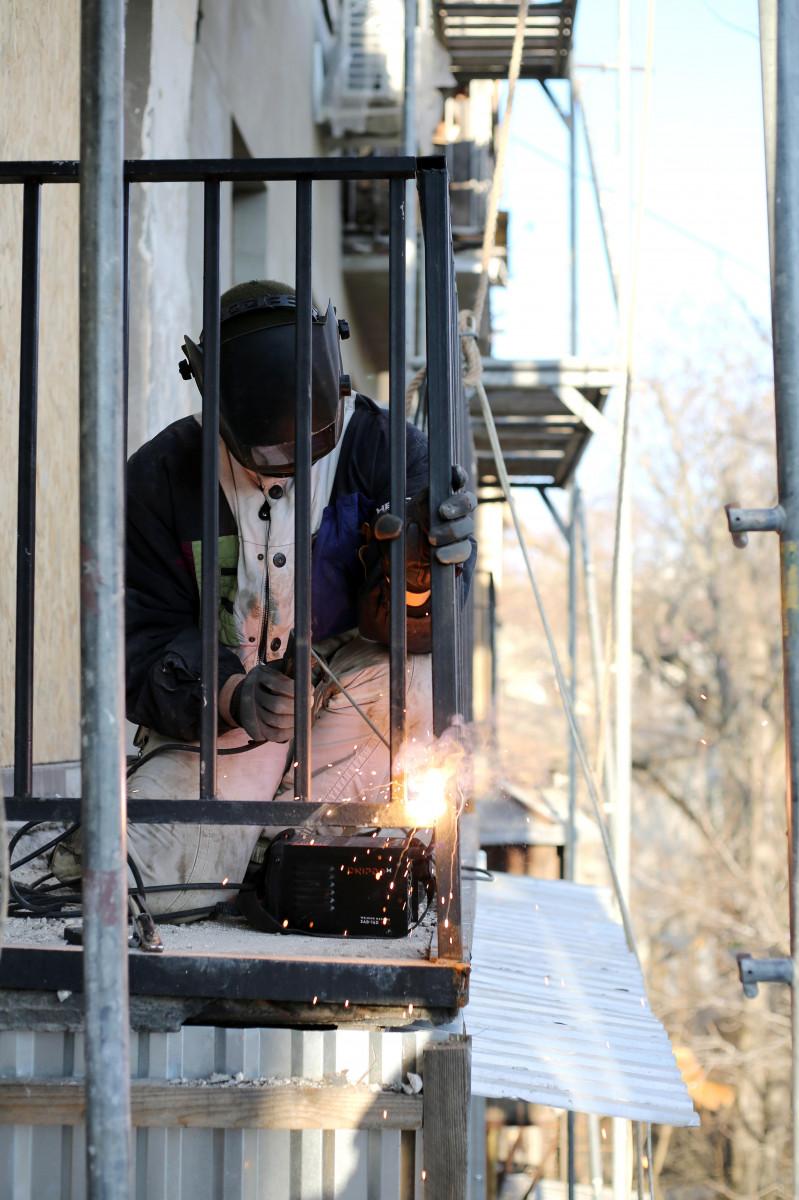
left=724, top=504, right=785, bottom=548
left=736, top=952, right=793, bottom=998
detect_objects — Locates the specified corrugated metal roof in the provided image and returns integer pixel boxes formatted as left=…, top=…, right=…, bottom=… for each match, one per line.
left=467, top=873, right=699, bottom=1127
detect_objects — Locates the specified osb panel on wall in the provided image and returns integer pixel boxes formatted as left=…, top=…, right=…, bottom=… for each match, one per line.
left=0, top=3, right=81, bottom=766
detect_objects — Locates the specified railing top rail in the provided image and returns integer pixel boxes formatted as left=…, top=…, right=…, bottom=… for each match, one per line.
left=0, top=156, right=447, bottom=185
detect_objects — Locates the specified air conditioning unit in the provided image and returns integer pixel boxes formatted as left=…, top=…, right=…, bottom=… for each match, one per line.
left=319, top=0, right=405, bottom=138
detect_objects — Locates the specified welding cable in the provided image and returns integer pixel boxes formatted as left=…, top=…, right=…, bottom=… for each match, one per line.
left=126, top=736, right=269, bottom=779
left=8, top=823, right=82, bottom=915
left=5, top=822, right=247, bottom=922
left=461, top=864, right=494, bottom=881
left=9, top=821, right=81, bottom=871
left=0, top=789, right=7, bottom=959
left=6, top=822, right=81, bottom=916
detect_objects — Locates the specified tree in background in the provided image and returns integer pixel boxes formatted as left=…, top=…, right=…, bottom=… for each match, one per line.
left=632, top=357, right=790, bottom=1197
left=491, top=346, right=791, bottom=1195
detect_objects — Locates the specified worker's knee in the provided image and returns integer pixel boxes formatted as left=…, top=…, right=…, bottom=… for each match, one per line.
left=326, top=637, right=432, bottom=722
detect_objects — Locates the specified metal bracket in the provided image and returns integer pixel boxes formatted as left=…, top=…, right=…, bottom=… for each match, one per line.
left=737, top=952, right=793, bottom=997
left=724, top=504, right=785, bottom=548
left=556, top=385, right=611, bottom=439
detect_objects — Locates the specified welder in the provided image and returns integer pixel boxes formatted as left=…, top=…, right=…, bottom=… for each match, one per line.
left=115, top=279, right=475, bottom=919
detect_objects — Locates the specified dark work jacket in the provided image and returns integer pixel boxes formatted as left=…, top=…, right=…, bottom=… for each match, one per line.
left=126, top=394, right=438, bottom=740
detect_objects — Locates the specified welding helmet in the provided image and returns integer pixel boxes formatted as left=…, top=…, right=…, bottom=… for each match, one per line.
left=179, top=279, right=351, bottom=476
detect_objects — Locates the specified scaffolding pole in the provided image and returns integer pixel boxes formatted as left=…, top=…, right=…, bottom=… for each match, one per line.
left=613, top=0, right=633, bottom=1189
left=569, top=74, right=578, bottom=357
left=759, top=0, right=776, bottom=291
left=770, top=2, right=799, bottom=1190
left=79, top=0, right=132, bottom=1195
left=566, top=484, right=578, bottom=1200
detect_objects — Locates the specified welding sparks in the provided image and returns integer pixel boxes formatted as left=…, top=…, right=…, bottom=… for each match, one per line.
left=398, top=732, right=469, bottom=827
left=403, top=765, right=450, bottom=826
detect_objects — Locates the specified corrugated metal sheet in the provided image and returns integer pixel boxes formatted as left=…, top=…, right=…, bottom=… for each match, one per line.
left=0, top=1027, right=436, bottom=1200
left=467, top=873, right=699, bottom=1127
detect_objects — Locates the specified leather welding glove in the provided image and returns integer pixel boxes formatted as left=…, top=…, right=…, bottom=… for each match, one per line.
left=358, top=464, right=476, bottom=653
left=431, top=463, right=477, bottom=563
left=229, top=665, right=295, bottom=743
left=374, top=463, right=477, bottom=568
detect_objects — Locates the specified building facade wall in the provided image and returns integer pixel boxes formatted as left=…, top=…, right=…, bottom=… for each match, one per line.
left=0, top=1, right=82, bottom=765
left=0, top=0, right=385, bottom=766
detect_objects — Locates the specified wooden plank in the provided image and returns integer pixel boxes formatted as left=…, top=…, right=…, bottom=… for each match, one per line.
left=422, top=1037, right=472, bottom=1199
left=0, top=1080, right=423, bottom=1131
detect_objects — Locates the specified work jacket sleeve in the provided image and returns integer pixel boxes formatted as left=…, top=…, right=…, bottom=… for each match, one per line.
left=125, top=429, right=244, bottom=741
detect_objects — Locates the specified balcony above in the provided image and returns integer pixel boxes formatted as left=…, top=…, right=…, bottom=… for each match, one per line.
left=472, top=358, right=623, bottom=488
left=436, top=1, right=578, bottom=83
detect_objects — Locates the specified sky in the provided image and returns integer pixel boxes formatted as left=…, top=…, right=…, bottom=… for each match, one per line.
left=491, top=0, right=771, bottom=375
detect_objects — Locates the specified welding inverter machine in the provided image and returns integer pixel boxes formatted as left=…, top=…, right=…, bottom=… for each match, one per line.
left=236, top=830, right=436, bottom=938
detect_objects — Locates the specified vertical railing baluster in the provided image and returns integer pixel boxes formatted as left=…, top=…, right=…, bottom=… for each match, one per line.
left=451, top=257, right=470, bottom=725
left=389, top=177, right=407, bottom=796
left=294, top=180, right=313, bottom=803
left=418, top=163, right=463, bottom=960
left=200, top=180, right=221, bottom=799
left=122, top=177, right=130, bottom=458
left=14, top=180, right=41, bottom=802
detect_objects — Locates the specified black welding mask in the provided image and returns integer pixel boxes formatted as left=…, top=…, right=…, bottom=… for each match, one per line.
left=179, top=286, right=351, bottom=476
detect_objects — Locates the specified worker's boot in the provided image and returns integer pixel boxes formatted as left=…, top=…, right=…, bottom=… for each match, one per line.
left=50, top=829, right=83, bottom=883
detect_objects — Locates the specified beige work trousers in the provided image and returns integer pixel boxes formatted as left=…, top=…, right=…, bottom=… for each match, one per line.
left=127, top=638, right=433, bottom=918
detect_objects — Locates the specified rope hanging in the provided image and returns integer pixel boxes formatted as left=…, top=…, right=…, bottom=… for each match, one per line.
left=461, top=316, right=641, bottom=959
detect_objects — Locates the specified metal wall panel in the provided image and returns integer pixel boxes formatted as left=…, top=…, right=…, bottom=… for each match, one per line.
left=0, top=1026, right=438, bottom=1200
left=467, top=874, right=698, bottom=1127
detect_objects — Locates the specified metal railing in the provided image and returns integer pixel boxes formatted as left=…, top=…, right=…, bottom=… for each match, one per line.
left=3, top=153, right=470, bottom=962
